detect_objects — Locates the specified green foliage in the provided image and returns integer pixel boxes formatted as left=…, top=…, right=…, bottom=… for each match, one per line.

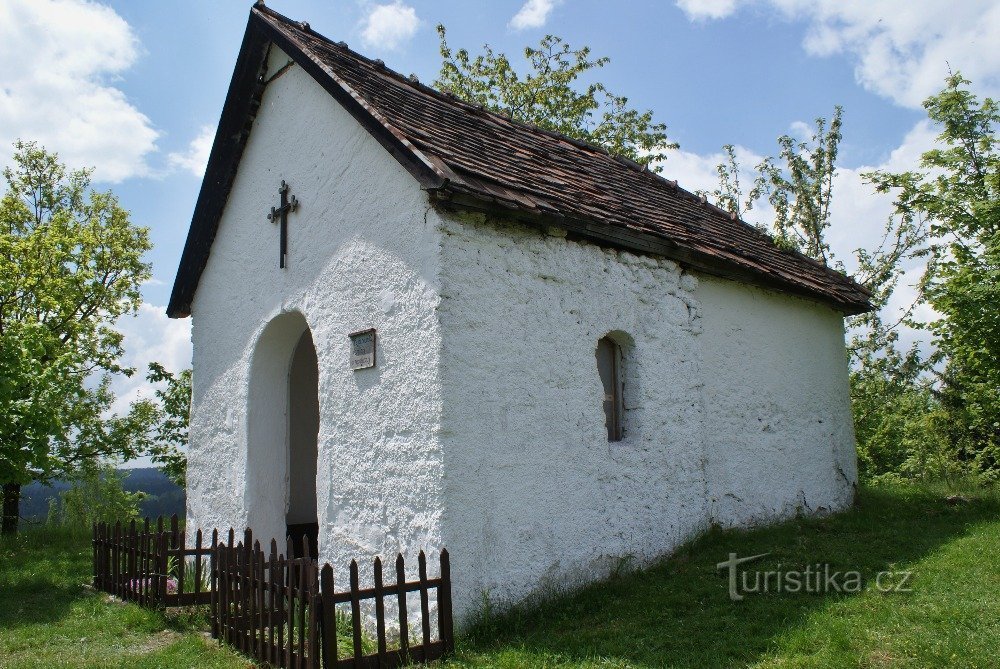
left=0, top=142, right=152, bottom=502
left=758, top=107, right=843, bottom=264
left=705, top=109, right=846, bottom=262
left=139, top=362, right=191, bottom=487
left=702, top=144, right=768, bottom=220
left=869, top=73, right=1000, bottom=479
left=434, top=25, right=677, bottom=171
left=47, top=464, right=144, bottom=531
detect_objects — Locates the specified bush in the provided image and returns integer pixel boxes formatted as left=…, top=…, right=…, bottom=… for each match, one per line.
left=47, top=464, right=144, bottom=531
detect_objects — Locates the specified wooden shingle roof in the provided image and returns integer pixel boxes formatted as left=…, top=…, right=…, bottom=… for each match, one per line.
left=167, top=3, right=872, bottom=317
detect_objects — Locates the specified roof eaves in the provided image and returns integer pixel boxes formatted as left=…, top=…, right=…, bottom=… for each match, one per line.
left=432, top=185, right=872, bottom=315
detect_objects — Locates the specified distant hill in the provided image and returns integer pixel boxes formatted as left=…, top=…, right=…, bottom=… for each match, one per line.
left=20, top=468, right=185, bottom=521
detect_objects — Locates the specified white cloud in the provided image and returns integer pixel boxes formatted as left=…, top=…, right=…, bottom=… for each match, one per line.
left=509, top=0, right=562, bottom=30
left=675, top=0, right=738, bottom=21
left=0, top=0, right=158, bottom=182
left=674, top=0, right=1000, bottom=108
left=110, top=303, right=192, bottom=415
left=360, top=2, right=420, bottom=51
left=168, top=125, right=214, bottom=178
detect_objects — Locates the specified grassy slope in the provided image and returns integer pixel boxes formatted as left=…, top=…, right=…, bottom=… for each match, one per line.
left=0, top=527, right=248, bottom=669
left=1, top=484, right=997, bottom=668
left=450, top=484, right=1000, bottom=668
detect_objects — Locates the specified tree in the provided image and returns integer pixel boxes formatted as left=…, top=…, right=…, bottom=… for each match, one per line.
left=434, top=25, right=677, bottom=170
left=869, top=73, right=1000, bottom=476
left=0, top=141, right=151, bottom=534
left=142, top=362, right=191, bottom=488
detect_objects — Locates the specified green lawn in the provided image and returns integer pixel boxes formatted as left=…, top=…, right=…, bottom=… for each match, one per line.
left=2, top=483, right=998, bottom=668
left=0, top=526, right=249, bottom=669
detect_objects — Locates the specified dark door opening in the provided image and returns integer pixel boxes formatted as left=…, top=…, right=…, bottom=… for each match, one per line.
left=287, top=330, right=319, bottom=559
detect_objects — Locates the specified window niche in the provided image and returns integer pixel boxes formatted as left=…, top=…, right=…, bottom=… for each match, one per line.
left=596, top=333, right=630, bottom=442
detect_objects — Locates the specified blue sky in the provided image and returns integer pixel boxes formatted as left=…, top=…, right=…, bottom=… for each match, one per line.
left=2, top=0, right=998, bottom=409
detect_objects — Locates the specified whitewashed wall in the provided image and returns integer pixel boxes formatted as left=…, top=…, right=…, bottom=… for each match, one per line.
left=698, top=276, right=857, bottom=527
left=436, top=213, right=857, bottom=619
left=186, top=47, right=447, bottom=587
left=437, top=215, right=709, bottom=618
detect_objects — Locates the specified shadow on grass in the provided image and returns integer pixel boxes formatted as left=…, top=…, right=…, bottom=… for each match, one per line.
left=0, top=527, right=96, bottom=628
left=457, top=484, right=1000, bottom=668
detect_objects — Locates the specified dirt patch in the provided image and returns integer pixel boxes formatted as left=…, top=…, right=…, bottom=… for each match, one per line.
left=133, top=629, right=182, bottom=655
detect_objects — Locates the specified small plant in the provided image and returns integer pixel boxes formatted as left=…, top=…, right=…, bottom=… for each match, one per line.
left=166, top=554, right=213, bottom=593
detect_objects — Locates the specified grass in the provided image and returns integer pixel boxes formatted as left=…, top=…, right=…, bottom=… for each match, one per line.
left=447, top=482, right=1000, bottom=668
left=1, top=483, right=998, bottom=668
left=0, top=525, right=249, bottom=669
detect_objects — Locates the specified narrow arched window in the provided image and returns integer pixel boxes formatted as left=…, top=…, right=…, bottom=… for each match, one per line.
left=596, top=336, right=624, bottom=442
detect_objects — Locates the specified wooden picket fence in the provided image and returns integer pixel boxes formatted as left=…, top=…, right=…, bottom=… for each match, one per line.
left=214, top=527, right=455, bottom=668
left=92, top=515, right=214, bottom=607
left=92, top=517, right=455, bottom=668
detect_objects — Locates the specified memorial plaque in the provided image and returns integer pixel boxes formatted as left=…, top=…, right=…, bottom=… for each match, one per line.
left=349, top=329, right=376, bottom=370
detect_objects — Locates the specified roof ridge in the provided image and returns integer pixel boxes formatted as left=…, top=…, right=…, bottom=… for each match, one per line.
left=254, top=4, right=674, bottom=167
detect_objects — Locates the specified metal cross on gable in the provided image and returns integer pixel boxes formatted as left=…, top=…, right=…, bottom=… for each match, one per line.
left=267, top=180, right=298, bottom=268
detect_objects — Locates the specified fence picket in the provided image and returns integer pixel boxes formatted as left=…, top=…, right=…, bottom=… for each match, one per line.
left=195, top=528, right=203, bottom=601
left=374, top=556, right=387, bottom=663
left=171, top=514, right=182, bottom=604
left=112, top=521, right=120, bottom=598
left=396, top=553, right=409, bottom=661
left=349, top=559, right=363, bottom=662
left=210, top=529, right=219, bottom=639
left=143, top=518, right=152, bottom=607
left=286, top=536, right=294, bottom=669
left=297, top=545, right=307, bottom=669
left=418, top=550, right=431, bottom=648
left=320, top=564, right=336, bottom=669
left=440, top=549, right=454, bottom=654
left=308, top=561, right=319, bottom=668
left=272, top=539, right=282, bottom=667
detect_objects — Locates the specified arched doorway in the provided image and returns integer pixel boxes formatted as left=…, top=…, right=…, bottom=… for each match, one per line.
left=246, top=312, right=319, bottom=556
left=286, top=330, right=319, bottom=556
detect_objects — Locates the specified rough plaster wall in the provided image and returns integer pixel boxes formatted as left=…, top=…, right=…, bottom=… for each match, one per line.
left=697, top=276, right=858, bottom=527
left=186, top=47, right=446, bottom=588
left=437, top=215, right=708, bottom=618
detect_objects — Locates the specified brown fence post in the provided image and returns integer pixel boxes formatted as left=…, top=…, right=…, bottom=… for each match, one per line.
left=254, top=541, right=264, bottom=664
left=298, top=546, right=308, bottom=668
left=125, top=520, right=134, bottom=602
left=157, top=531, right=169, bottom=608
left=269, top=538, right=279, bottom=666
left=418, top=550, right=431, bottom=650
left=112, top=521, right=121, bottom=599
left=308, top=561, right=319, bottom=669
left=374, top=556, right=387, bottom=663
left=439, top=548, right=455, bottom=655
left=171, top=514, right=182, bottom=603
left=320, top=564, right=336, bottom=669
left=285, top=536, right=294, bottom=669
left=396, top=553, right=409, bottom=661
left=349, top=559, right=363, bottom=663
left=210, top=529, right=219, bottom=639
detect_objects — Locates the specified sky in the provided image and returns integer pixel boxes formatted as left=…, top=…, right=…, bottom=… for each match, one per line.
left=2, top=0, right=999, bottom=416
